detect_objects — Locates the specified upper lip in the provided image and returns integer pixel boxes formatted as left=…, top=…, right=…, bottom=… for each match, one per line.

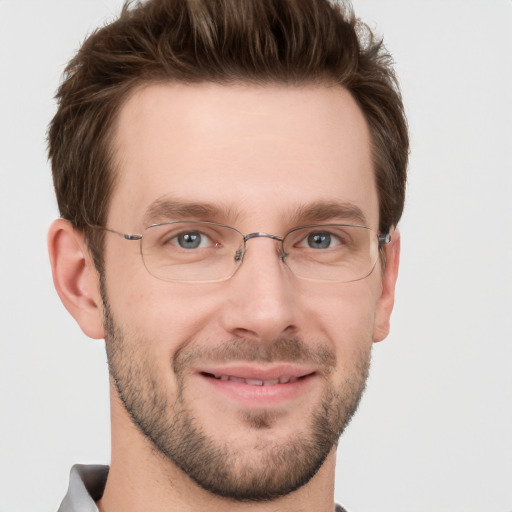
left=196, top=364, right=317, bottom=382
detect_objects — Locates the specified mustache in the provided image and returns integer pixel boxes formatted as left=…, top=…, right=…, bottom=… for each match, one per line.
left=173, top=336, right=336, bottom=373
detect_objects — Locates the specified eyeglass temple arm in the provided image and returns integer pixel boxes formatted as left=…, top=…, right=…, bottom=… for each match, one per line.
left=97, top=226, right=142, bottom=241
left=377, top=233, right=391, bottom=245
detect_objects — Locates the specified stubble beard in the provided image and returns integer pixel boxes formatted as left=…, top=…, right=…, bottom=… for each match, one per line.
left=102, top=290, right=372, bottom=502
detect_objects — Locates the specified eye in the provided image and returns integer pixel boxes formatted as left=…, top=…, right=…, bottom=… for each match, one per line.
left=172, top=231, right=213, bottom=249
left=302, top=231, right=341, bottom=250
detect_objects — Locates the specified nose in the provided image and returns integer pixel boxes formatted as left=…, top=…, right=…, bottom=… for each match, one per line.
left=218, top=236, right=298, bottom=342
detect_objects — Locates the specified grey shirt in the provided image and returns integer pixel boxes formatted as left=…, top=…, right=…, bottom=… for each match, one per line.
left=58, top=464, right=348, bottom=512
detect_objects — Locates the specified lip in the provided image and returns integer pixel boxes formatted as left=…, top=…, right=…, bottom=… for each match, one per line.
left=194, top=364, right=318, bottom=406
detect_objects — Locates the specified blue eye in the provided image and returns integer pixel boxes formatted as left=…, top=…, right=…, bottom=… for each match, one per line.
left=175, top=231, right=206, bottom=249
left=305, top=232, right=339, bottom=249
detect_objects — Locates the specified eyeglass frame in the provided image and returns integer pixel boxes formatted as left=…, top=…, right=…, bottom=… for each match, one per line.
left=90, top=221, right=391, bottom=283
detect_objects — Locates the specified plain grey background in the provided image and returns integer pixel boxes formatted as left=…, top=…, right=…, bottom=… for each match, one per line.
left=0, top=1, right=511, bottom=511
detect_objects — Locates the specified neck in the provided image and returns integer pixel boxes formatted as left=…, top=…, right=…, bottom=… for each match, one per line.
left=98, top=393, right=337, bottom=512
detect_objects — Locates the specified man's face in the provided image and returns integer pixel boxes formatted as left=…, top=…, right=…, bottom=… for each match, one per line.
left=101, top=83, right=393, bottom=500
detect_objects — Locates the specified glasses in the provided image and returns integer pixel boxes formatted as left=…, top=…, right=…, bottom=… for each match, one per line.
left=97, top=221, right=390, bottom=283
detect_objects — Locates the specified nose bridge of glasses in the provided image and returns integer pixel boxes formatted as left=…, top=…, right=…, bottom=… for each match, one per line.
left=236, top=232, right=286, bottom=263
left=243, top=232, right=284, bottom=243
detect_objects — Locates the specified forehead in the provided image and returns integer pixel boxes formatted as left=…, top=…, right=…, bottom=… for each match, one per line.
left=109, top=82, right=377, bottom=230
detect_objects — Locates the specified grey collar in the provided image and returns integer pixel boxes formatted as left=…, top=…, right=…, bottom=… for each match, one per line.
left=57, top=464, right=108, bottom=512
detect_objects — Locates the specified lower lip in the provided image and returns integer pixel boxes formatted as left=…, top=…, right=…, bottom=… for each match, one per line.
left=197, top=373, right=317, bottom=406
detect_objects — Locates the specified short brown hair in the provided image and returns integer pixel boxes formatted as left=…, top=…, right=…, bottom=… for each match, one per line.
left=48, top=0, right=408, bottom=272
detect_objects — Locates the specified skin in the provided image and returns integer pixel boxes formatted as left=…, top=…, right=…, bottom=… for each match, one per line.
left=48, top=83, right=400, bottom=512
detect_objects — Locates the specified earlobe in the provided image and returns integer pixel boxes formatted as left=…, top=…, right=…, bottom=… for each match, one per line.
left=48, top=219, right=105, bottom=339
left=373, top=229, right=401, bottom=343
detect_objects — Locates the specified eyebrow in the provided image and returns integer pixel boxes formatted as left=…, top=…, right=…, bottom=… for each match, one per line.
left=289, top=201, right=368, bottom=226
left=143, top=197, right=368, bottom=228
left=143, top=197, right=237, bottom=226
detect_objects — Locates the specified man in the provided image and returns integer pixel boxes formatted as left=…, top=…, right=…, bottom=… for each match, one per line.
left=47, top=0, right=408, bottom=510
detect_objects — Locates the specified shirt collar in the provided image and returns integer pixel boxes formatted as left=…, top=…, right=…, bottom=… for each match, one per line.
left=58, top=464, right=109, bottom=512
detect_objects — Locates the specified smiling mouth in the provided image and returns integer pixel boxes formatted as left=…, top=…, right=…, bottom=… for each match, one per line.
left=200, top=372, right=313, bottom=386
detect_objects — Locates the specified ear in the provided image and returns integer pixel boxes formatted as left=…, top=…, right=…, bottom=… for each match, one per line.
left=48, top=219, right=105, bottom=339
left=373, top=229, right=401, bottom=343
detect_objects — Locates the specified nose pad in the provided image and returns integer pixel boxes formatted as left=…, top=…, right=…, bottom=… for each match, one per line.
left=278, top=246, right=288, bottom=263
left=234, top=247, right=244, bottom=263
left=236, top=235, right=289, bottom=272
left=229, top=234, right=290, bottom=283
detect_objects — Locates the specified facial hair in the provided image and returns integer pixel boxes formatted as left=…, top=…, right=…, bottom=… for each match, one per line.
left=102, top=290, right=372, bottom=501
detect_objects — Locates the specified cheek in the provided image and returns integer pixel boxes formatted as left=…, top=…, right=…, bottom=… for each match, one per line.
left=302, top=281, right=379, bottom=353
left=106, top=268, right=223, bottom=355
left=308, top=289, right=376, bottom=393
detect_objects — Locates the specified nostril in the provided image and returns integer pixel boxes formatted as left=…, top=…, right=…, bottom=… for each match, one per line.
left=283, top=325, right=297, bottom=336
left=231, top=327, right=259, bottom=339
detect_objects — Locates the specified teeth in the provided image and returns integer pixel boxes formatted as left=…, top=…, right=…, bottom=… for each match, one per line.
left=245, top=379, right=264, bottom=386
left=211, top=374, right=299, bottom=386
